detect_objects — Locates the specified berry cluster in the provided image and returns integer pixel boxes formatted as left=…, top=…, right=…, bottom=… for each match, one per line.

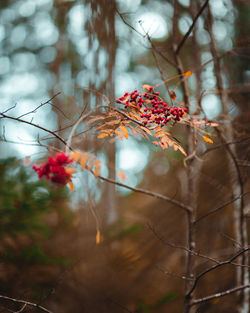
left=117, top=86, right=187, bottom=126
left=33, top=152, right=73, bottom=185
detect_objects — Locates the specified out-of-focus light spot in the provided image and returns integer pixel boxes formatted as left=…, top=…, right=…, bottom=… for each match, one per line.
left=178, top=0, right=190, bottom=8
left=1, top=9, right=16, bottom=23
left=19, top=1, right=36, bottom=17
left=196, top=29, right=210, bottom=45
left=68, top=4, right=85, bottom=37
left=210, top=0, right=228, bottom=18
left=10, top=128, right=38, bottom=157
left=0, top=25, right=5, bottom=42
left=202, top=94, right=221, bottom=119
left=117, top=0, right=141, bottom=11
left=116, top=72, right=138, bottom=97
left=34, top=13, right=59, bottom=46
left=136, top=12, right=168, bottom=39
left=213, top=21, right=227, bottom=41
left=12, top=52, right=36, bottom=72
left=1, top=73, right=39, bottom=96
left=117, top=138, right=149, bottom=172
left=39, top=46, right=57, bottom=63
left=35, top=0, right=52, bottom=7
left=0, top=57, right=10, bottom=75
left=10, top=25, right=27, bottom=48
left=178, top=14, right=192, bottom=35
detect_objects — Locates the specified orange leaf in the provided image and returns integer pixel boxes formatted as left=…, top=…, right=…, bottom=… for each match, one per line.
left=68, top=181, right=75, bottom=192
left=202, top=136, right=214, bottom=144
left=119, top=126, right=129, bottom=139
left=96, top=230, right=101, bottom=244
left=71, top=151, right=81, bottom=162
left=183, top=70, right=193, bottom=77
left=98, top=132, right=109, bottom=139
left=141, top=126, right=152, bottom=136
left=93, top=160, right=101, bottom=177
left=142, top=84, right=151, bottom=90
left=80, top=154, right=90, bottom=169
left=170, top=91, right=176, bottom=100
left=115, top=129, right=124, bottom=141
left=118, top=170, right=126, bottom=181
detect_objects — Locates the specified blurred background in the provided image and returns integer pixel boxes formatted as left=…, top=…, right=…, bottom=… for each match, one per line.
left=0, top=0, right=249, bottom=312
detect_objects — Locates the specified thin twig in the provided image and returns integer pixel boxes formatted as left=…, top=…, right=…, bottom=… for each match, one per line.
left=175, top=0, right=209, bottom=55
left=0, top=295, right=52, bottom=313
left=191, top=284, right=250, bottom=306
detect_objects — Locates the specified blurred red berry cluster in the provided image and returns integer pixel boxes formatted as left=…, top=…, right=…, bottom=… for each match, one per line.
left=33, top=152, right=73, bottom=185
left=117, top=86, right=187, bottom=126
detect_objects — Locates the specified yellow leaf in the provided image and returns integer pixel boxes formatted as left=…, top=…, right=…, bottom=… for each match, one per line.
left=98, top=132, right=109, bottom=139
left=68, top=181, right=75, bottom=192
left=119, top=126, right=129, bottom=139
left=80, top=154, right=90, bottom=169
left=71, top=151, right=81, bottom=162
left=115, top=129, right=124, bottom=141
left=202, top=136, right=214, bottom=144
left=118, top=170, right=126, bottom=181
left=96, top=230, right=101, bottom=244
left=141, top=126, right=152, bottom=136
left=183, top=70, right=193, bottom=77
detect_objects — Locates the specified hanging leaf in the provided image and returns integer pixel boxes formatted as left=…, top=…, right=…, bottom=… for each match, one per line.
left=93, top=160, right=101, bottom=177
left=115, top=129, right=124, bottom=141
left=71, top=151, right=81, bottom=162
left=202, top=136, right=214, bottom=144
left=169, top=91, right=176, bottom=100
left=80, top=154, right=90, bottom=169
left=68, top=181, right=75, bottom=192
left=119, top=126, right=129, bottom=139
left=96, top=230, right=101, bottom=244
left=183, top=70, right=193, bottom=77
left=118, top=170, right=126, bottom=181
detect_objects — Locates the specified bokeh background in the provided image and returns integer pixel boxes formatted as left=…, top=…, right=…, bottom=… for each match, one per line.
left=0, top=0, right=249, bottom=312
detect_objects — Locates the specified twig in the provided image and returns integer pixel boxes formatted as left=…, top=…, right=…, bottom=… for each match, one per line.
left=175, top=0, right=209, bottom=55
left=191, top=284, right=250, bottom=306
left=186, top=247, right=250, bottom=297
left=0, top=295, right=52, bottom=313
left=194, top=192, right=250, bottom=224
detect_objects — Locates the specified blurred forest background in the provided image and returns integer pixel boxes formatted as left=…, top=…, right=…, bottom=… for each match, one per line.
left=0, top=0, right=249, bottom=312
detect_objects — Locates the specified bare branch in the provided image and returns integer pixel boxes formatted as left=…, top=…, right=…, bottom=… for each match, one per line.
left=175, top=0, right=209, bottom=55
left=191, top=284, right=250, bottom=306
left=0, top=295, right=52, bottom=313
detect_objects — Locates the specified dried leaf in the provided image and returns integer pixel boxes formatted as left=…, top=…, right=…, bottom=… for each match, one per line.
left=93, top=160, right=101, bottom=177
left=80, top=154, right=90, bottom=169
left=183, top=70, right=193, bottom=77
left=119, top=126, right=129, bottom=139
left=118, top=170, right=126, bottom=181
left=170, top=91, right=176, bottom=100
left=142, top=84, right=151, bottom=90
left=141, top=126, right=153, bottom=136
left=71, top=151, right=81, bottom=162
left=96, top=230, right=101, bottom=244
left=86, top=115, right=106, bottom=125
left=202, top=136, right=214, bottom=144
left=98, top=132, right=110, bottom=139
left=115, top=129, right=124, bottom=141
left=68, top=181, right=75, bottom=192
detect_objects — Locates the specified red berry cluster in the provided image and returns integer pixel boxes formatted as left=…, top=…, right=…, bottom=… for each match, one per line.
left=117, top=86, right=187, bottom=126
left=33, top=152, right=73, bottom=185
